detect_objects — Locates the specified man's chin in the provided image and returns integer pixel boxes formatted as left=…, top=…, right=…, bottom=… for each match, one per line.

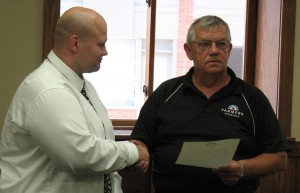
left=93, top=64, right=101, bottom=72
left=85, top=67, right=101, bottom=74
left=204, top=67, right=226, bottom=75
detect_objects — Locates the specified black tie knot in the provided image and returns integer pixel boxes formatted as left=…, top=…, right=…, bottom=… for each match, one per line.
left=81, top=87, right=89, bottom=100
left=81, top=86, right=96, bottom=112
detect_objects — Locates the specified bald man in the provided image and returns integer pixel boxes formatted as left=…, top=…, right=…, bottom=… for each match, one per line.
left=0, top=7, right=149, bottom=193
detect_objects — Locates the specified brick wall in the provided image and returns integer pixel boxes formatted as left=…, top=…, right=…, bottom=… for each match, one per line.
left=176, top=0, right=194, bottom=76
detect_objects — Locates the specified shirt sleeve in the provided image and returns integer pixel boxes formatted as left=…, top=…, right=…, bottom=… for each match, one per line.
left=250, top=87, right=291, bottom=153
left=130, top=83, right=167, bottom=153
left=25, top=88, right=139, bottom=174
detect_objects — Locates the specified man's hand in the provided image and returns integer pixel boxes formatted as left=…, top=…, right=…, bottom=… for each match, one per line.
left=131, top=140, right=150, bottom=173
left=212, top=160, right=243, bottom=185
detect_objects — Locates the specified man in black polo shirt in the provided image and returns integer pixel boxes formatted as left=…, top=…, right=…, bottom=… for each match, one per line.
left=130, top=15, right=290, bottom=193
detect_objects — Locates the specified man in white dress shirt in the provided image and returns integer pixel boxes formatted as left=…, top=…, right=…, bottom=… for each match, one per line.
left=0, top=7, right=149, bottom=193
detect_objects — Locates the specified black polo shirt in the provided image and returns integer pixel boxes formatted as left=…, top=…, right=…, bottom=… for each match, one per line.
left=130, top=67, right=290, bottom=193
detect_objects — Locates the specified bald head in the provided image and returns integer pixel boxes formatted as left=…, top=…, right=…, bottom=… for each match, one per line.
left=51, top=7, right=108, bottom=76
left=53, top=7, right=107, bottom=49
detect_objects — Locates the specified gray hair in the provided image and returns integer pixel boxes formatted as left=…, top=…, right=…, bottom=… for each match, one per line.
left=186, top=15, right=231, bottom=43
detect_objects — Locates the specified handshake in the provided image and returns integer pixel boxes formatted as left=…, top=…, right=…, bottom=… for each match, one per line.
left=131, top=140, right=150, bottom=173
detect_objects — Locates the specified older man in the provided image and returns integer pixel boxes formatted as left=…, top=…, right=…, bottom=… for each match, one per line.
left=130, top=15, right=290, bottom=193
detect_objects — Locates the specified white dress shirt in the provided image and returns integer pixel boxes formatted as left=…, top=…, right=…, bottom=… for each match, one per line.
left=0, top=51, right=139, bottom=193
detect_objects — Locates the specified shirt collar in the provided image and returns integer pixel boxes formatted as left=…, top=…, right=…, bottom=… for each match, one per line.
left=183, top=66, right=242, bottom=95
left=47, top=50, right=84, bottom=91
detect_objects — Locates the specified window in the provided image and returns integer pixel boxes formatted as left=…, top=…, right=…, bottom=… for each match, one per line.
left=43, top=0, right=295, bottom=136
left=58, top=0, right=247, bottom=119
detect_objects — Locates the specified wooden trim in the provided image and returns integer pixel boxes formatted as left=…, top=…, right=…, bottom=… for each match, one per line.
left=113, top=119, right=136, bottom=127
left=43, top=0, right=60, bottom=59
left=255, top=0, right=281, bottom=111
left=243, top=0, right=258, bottom=84
left=112, top=119, right=136, bottom=130
left=276, top=0, right=296, bottom=137
left=144, top=0, right=156, bottom=99
left=255, top=0, right=295, bottom=136
left=288, top=140, right=300, bottom=157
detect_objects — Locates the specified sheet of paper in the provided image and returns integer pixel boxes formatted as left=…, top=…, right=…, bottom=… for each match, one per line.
left=175, top=138, right=240, bottom=169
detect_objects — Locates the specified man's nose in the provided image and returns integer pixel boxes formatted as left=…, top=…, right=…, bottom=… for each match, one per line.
left=102, top=47, right=108, bottom=56
left=208, top=43, right=219, bottom=54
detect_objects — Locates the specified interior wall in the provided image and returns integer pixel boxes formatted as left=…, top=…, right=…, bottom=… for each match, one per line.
left=0, top=0, right=43, bottom=134
left=0, top=0, right=299, bottom=139
left=291, top=0, right=300, bottom=139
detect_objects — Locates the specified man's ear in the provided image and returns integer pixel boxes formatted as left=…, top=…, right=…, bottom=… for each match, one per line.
left=68, top=35, right=79, bottom=53
left=184, top=43, right=193, bottom=60
left=228, top=43, right=233, bottom=55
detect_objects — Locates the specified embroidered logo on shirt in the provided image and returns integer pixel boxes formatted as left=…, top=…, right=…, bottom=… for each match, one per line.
left=222, top=104, right=244, bottom=118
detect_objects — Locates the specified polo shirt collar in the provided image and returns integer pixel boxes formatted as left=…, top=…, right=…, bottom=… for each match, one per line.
left=182, top=66, right=242, bottom=95
left=47, top=50, right=84, bottom=91
left=226, top=67, right=242, bottom=95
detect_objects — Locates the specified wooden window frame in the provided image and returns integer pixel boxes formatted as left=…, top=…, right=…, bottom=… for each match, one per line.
left=43, top=0, right=295, bottom=136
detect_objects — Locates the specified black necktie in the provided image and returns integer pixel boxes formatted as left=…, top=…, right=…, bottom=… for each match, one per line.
left=80, top=85, right=112, bottom=193
left=104, top=174, right=112, bottom=193
left=81, top=86, right=97, bottom=112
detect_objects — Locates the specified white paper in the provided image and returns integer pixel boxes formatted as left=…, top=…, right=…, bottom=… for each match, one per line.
left=175, top=138, right=240, bottom=169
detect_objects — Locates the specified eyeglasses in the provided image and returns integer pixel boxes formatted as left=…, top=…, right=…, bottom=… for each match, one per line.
left=189, top=40, right=231, bottom=51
